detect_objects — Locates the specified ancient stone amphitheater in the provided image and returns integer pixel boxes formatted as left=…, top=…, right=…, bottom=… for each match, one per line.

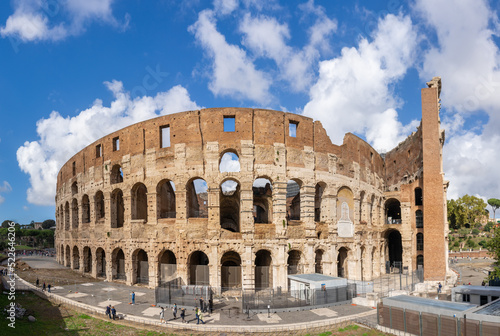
left=55, top=78, right=448, bottom=290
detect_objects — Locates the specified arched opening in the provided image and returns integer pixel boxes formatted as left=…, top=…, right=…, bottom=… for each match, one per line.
left=64, top=202, right=70, bottom=230
left=112, top=248, right=126, bottom=280
left=337, top=247, right=348, bottom=278
left=82, top=195, right=90, bottom=224
left=219, top=151, right=240, bottom=172
left=71, top=181, right=78, bottom=195
left=220, top=179, right=240, bottom=232
left=255, top=250, right=272, bottom=289
left=415, top=187, right=423, bottom=206
left=385, top=230, right=403, bottom=271
left=96, top=248, right=106, bottom=277
left=221, top=251, right=242, bottom=290
left=83, top=246, right=92, bottom=273
left=189, top=251, right=209, bottom=285
left=187, top=178, right=208, bottom=218
left=71, top=198, right=79, bottom=229
left=111, top=164, right=124, bottom=184
left=158, top=250, right=177, bottom=284
left=287, top=250, right=302, bottom=275
left=337, top=187, right=354, bottom=237
left=287, top=180, right=301, bottom=221
left=416, top=210, right=423, bottom=228
left=315, top=183, right=325, bottom=222
left=416, top=233, right=424, bottom=251
left=72, top=246, right=80, bottom=270
left=95, top=191, right=105, bottom=221
left=65, top=245, right=70, bottom=267
left=131, top=183, right=148, bottom=221
left=133, top=249, right=149, bottom=284
left=416, top=255, right=424, bottom=268
left=253, top=178, right=272, bottom=224
left=157, top=180, right=176, bottom=219
left=111, top=189, right=124, bottom=228
left=385, top=198, right=401, bottom=224
left=315, top=249, right=324, bottom=274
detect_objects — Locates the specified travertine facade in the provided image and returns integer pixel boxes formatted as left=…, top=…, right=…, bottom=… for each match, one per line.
left=55, top=78, right=448, bottom=289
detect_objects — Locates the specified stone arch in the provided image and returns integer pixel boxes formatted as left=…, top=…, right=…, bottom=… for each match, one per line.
left=255, top=249, right=272, bottom=289
left=315, top=249, right=324, bottom=274
left=131, top=183, right=148, bottom=221
left=186, top=178, right=208, bottom=218
left=385, top=198, right=401, bottom=224
left=112, top=248, right=126, bottom=280
left=337, top=187, right=354, bottom=237
left=95, top=191, right=105, bottom=221
left=111, top=164, right=124, bottom=184
left=65, top=245, right=70, bottom=267
left=72, top=246, right=80, bottom=270
left=253, top=177, right=273, bottom=224
left=221, top=251, right=242, bottom=289
left=384, top=229, right=403, bottom=270
left=416, top=254, right=424, bottom=268
left=416, top=210, right=423, bottom=228
left=83, top=246, right=92, bottom=273
left=157, top=179, right=176, bottom=219
left=71, top=181, right=78, bottom=195
left=132, top=249, right=149, bottom=284
left=315, top=182, right=326, bottom=222
left=64, top=202, right=70, bottom=230
left=111, top=188, right=124, bottom=228
left=71, top=198, right=79, bottom=229
left=220, top=179, right=240, bottom=232
left=337, top=246, right=349, bottom=278
left=96, top=247, right=106, bottom=277
left=287, top=249, right=302, bottom=275
left=219, top=150, right=240, bottom=173
left=81, top=194, right=90, bottom=224
left=158, top=249, right=177, bottom=284
left=287, top=179, right=302, bottom=221
left=188, top=250, right=209, bottom=285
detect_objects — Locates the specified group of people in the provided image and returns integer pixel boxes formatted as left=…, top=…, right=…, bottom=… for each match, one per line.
left=158, top=300, right=211, bottom=325
left=105, top=305, right=117, bottom=320
left=159, top=303, right=188, bottom=324
left=36, top=278, right=51, bottom=292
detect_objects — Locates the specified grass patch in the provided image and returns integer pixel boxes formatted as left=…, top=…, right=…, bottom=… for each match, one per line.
left=15, top=245, right=35, bottom=250
left=338, top=324, right=359, bottom=331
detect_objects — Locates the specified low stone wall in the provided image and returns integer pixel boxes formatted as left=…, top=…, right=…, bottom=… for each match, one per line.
left=449, top=250, right=492, bottom=259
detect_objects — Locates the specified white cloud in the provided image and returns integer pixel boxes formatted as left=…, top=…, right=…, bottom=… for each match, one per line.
left=303, top=13, right=418, bottom=151
left=219, top=152, right=240, bottom=172
left=0, top=0, right=126, bottom=42
left=239, top=0, right=336, bottom=92
left=414, top=0, right=500, bottom=200
left=17, top=82, right=201, bottom=206
left=0, top=181, right=12, bottom=204
left=213, top=0, right=238, bottom=15
left=189, top=9, right=272, bottom=104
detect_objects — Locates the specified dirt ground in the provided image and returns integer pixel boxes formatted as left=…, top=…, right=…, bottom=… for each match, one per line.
left=451, top=258, right=495, bottom=285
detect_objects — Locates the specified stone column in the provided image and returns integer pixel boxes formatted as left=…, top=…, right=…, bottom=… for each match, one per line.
left=106, top=249, right=113, bottom=282
left=147, top=192, right=157, bottom=225
left=149, top=252, right=158, bottom=288
left=302, top=184, right=316, bottom=238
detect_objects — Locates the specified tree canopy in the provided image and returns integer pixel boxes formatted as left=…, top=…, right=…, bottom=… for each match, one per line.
left=42, top=219, right=55, bottom=229
left=447, top=195, right=488, bottom=229
left=488, top=198, right=500, bottom=221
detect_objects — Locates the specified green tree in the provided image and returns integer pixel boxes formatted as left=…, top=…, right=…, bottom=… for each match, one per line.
left=1, top=220, right=11, bottom=228
left=447, top=199, right=465, bottom=229
left=487, top=227, right=500, bottom=280
left=455, top=195, right=487, bottom=227
left=485, top=222, right=494, bottom=232
left=472, top=228, right=480, bottom=235
left=488, top=198, right=500, bottom=221
left=42, top=219, right=55, bottom=229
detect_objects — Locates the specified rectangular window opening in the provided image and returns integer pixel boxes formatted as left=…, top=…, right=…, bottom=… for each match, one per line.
left=289, top=121, right=298, bottom=137
left=223, top=116, right=235, bottom=132
left=72, top=161, right=76, bottom=176
left=96, top=144, right=102, bottom=158
left=160, top=125, right=171, bottom=148
left=113, top=137, right=120, bottom=151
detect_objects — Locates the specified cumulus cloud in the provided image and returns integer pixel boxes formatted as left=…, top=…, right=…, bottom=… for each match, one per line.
left=0, top=0, right=127, bottom=42
left=303, top=13, right=418, bottom=151
left=219, top=152, right=241, bottom=172
left=414, top=0, right=500, bottom=199
left=0, top=181, right=12, bottom=204
left=239, top=0, right=336, bottom=92
left=189, top=9, right=272, bottom=104
left=17, top=82, right=201, bottom=206
left=213, top=0, right=238, bottom=15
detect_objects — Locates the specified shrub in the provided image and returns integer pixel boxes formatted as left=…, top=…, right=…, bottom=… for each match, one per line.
left=472, top=228, right=480, bottom=235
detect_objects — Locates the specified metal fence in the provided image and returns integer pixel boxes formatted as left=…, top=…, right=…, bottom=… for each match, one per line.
left=352, top=269, right=424, bottom=298
left=378, top=303, right=500, bottom=336
left=155, top=278, right=213, bottom=307
left=242, top=284, right=356, bottom=310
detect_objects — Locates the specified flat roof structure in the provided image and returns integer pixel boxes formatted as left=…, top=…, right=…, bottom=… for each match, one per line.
left=383, top=295, right=476, bottom=317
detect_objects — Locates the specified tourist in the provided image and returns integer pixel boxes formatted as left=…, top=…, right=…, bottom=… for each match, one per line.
left=172, top=303, right=177, bottom=319
left=36, top=278, right=39, bottom=287
left=48, top=284, right=51, bottom=293
left=195, top=307, right=200, bottom=324
left=180, top=308, right=186, bottom=323
left=111, top=306, right=117, bottom=320
left=106, top=305, right=111, bottom=319
left=131, top=291, right=135, bottom=305
left=42, top=282, right=46, bottom=291
left=199, top=297, right=205, bottom=312
left=199, top=310, right=205, bottom=324
left=159, top=307, right=165, bottom=324
left=208, top=298, right=213, bottom=314
left=437, top=282, right=442, bottom=293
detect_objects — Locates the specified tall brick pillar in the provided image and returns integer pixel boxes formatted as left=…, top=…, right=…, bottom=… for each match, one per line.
left=421, top=77, right=447, bottom=281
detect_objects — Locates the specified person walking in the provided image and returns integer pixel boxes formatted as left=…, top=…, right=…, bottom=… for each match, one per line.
left=180, top=308, right=186, bottom=323
left=131, top=291, right=135, bottom=305
left=36, top=278, right=39, bottom=287
left=195, top=307, right=200, bottom=324
left=199, top=297, right=204, bottom=312
left=172, top=303, right=177, bottom=319
left=111, top=306, right=117, bottom=320
left=437, top=282, right=442, bottom=294
left=42, top=282, right=46, bottom=292
left=159, top=307, right=165, bottom=324
left=105, top=305, right=112, bottom=319
left=199, top=310, right=206, bottom=324
left=208, top=298, right=213, bottom=314
left=48, top=284, right=51, bottom=293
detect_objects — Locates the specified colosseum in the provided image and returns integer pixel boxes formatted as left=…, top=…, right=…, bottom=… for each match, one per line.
left=55, top=77, right=448, bottom=291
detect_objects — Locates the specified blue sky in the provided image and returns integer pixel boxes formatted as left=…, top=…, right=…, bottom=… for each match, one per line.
left=1, top=0, right=500, bottom=223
